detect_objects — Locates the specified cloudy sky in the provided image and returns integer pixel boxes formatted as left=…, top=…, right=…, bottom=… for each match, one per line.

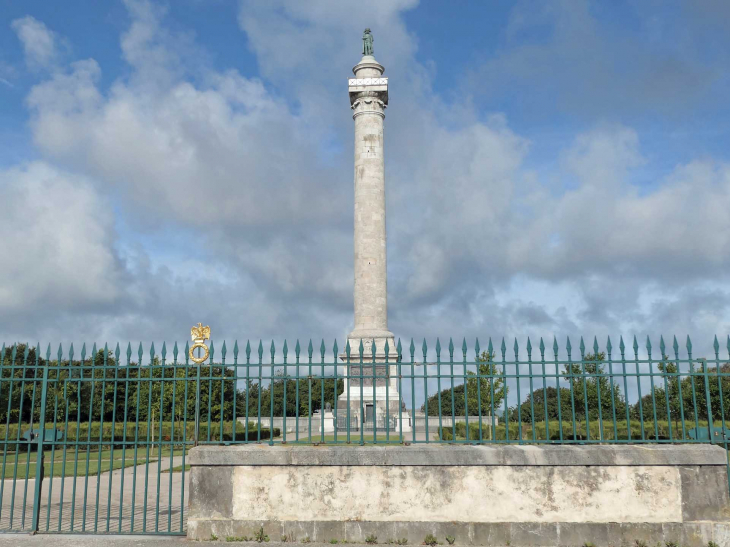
left=2, top=0, right=730, bottom=358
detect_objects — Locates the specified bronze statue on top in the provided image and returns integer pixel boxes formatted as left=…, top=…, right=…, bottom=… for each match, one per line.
left=362, top=28, right=373, bottom=56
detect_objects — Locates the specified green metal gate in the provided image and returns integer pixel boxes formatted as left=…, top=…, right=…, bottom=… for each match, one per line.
left=0, top=343, right=196, bottom=535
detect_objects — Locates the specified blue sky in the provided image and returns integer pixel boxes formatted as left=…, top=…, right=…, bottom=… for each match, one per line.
left=2, top=0, right=730, bottom=358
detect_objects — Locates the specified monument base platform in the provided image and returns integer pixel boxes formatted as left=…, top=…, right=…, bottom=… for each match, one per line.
left=188, top=445, right=730, bottom=546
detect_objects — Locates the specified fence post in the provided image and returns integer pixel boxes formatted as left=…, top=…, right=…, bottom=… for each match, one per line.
left=31, top=365, right=49, bottom=534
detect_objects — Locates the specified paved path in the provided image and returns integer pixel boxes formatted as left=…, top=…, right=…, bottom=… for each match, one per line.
left=0, top=455, right=188, bottom=534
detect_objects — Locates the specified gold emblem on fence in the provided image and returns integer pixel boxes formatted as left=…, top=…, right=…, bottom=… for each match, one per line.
left=189, top=322, right=211, bottom=364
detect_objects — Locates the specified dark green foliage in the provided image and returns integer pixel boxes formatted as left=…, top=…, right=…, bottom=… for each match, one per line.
left=365, top=535, right=378, bottom=544
left=561, top=353, right=628, bottom=421
left=421, top=352, right=506, bottom=416
left=423, top=534, right=438, bottom=547
left=629, top=360, right=730, bottom=424
left=239, top=376, right=343, bottom=417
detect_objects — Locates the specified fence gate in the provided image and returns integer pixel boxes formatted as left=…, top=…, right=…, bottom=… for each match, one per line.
left=0, top=343, right=205, bottom=536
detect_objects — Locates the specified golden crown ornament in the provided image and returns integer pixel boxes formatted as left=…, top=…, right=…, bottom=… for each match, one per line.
left=189, top=322, right=211, bottom=364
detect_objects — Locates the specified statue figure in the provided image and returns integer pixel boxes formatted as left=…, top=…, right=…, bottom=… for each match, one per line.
left=362, top=28, right=373, bottom=56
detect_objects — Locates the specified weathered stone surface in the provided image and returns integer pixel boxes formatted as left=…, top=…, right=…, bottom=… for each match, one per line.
left=188, top=466, right=232, bottom=519
left=188, top=443, right=727, bottom=467
left=187, top=445, right=730, bottom=544
left=185, top=520, right=730, bottom=545
left=220, top=464, right=680, bottom=523
left=679, top=464, right=730, bottom=521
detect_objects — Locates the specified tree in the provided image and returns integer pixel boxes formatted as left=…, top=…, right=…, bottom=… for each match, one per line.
left=562, top=352, right=627, bottom=422
left=421, top=352, right=507, bottom=416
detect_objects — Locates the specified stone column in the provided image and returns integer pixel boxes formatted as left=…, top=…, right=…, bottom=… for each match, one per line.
left=337, top=53, right=408, bottom=432
left=347, top=54, right=395, bottom=361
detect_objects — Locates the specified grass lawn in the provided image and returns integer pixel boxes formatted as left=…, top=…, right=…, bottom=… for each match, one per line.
left=0, top=447, right=189, bottom=479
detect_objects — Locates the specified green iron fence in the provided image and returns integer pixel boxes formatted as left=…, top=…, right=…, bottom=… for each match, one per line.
left=0, top=335, right=728, bottom=535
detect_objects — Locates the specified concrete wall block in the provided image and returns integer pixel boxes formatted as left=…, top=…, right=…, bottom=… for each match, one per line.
left=510, top=523, right=559, bottom=546
left=188, top=466, right=233, bottom=519
left=679, top=465, right=730, bottom=521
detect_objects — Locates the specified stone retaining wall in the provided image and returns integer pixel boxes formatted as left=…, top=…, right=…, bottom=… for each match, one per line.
left=187, top=445, right=730, bottom=546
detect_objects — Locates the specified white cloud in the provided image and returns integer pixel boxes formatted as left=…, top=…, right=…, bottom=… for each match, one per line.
left=11, top=16, right=64, bottom=70
left=0, top=162, right=122, bottom=313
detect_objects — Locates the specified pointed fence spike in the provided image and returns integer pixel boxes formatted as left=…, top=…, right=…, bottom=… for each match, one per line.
left=526, top=337, right=532, bottom=354
left=80, top=343, right=85, bottom=361
left=283, top=340, right=288, bottom=358
left=461, top=337, right=467, bottom=356
left=579, top=337, right=585, bottom=356
left=566, top=336, right=572, bottom=353
left=619, top=336, right=625, bottom=353
left=371, top=339, right=377, bottom=356
left=475, top=338, right=481, bottom=357
left=633, top=335, right=639, bottom=353
left=209, top=340, right=215, bottom=361
left=184, top=341, right=190, bottom=362
left=295, top=340, right=301, bottom=357
left=384, top=339, right=390, bottom=354
left=10, top=344, right=17, bottom=363
left=539, top=337, right=545, bottom=354
left=727, top=335, right=730, bottom=359
left=345, top=340, right=351, bottom=358
left=246, top=340, right=251, bottom=359
left=320, top=339, right=326, bottom=358
left=221, top=340, right=227, bottom=359
left=606, top=336, right=612, bottom=354
left=172, top=342, right=178, bottom=360
left=258, top=340, right=264, bottom=359
left=126, top=342, right=132, bottom=360
left=421, top=339, right=427, bottom=357
left=308, top=339, right=315, bottom=358
left=686, top=335, right=692, bottom=353
left=593, top=336, right=599, bottom=355
left=673, top=335, right=679, bottom=355
left=150, top=342, right=155, bottom=362
left=67, top=343, right=72, bottom=361
left=333, top=339, right=339, bottom=355
left=233, top=340, right=239, bottom=359
left=500, top=337, right=506, bottom=357
left=448, top=337, right=454, bottom=356
left=161, top=341, right=167, bottom=359
left=487, top=337, right=493, bottom=355
left=645, top=335, right=652, bottom=353
left=552, top=336, right=558, bottom=356
left=513, top=338, right=519, bottom=355
left=409, top=338, right=415, bottom=356
left=396, top=338, right=402, bottom=355
left=46, top=343, right=51, bottom=361
left=23, top=345, right=30, bottom=360
left=359, top=339, right=365, bottom=357
left=435, top=338, right=441, bottom=355
left=713, top=335, right=719, bottom=354
left=270, top=340, right=276, bottom=356
left=659, top=335, right=665, bottom=356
